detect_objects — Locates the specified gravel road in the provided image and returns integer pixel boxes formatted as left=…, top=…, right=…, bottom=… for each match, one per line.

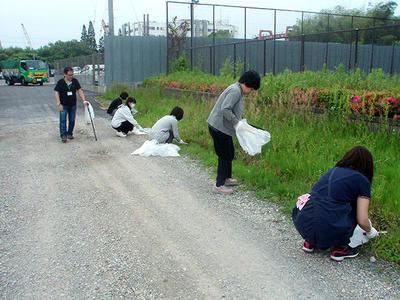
left=0, top=84, right=399, bottom=299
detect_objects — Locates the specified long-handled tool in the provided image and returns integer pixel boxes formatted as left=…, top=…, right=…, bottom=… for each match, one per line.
left=87, top=105, right=98, bottom=141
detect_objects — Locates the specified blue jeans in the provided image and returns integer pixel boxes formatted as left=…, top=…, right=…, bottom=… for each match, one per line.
left=59, top=105, right=76, bottom=137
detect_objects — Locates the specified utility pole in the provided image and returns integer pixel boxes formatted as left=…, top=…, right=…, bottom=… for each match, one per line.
left=190, top=0, right=199, bottom=70
left=108, top=0, right=114, bottom=36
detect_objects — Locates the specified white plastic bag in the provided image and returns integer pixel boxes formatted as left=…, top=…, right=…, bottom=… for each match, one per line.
left=132, top=126, right=149, bottom=135
left=84, top=103, right=95, bottom=124
left=235, top=119, right=271, bottom=156
left=349, top=225, right=371, bottom=248
left=131, top=140, right=180, bottom=157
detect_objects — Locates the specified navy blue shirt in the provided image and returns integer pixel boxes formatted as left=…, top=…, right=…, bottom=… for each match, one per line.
left=292, top=167, right=371, bottom=248
left=311, top=167, right=371, bottom=203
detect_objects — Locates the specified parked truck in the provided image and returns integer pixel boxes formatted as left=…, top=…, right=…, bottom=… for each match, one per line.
left=0, top=60, right=49, bottom=86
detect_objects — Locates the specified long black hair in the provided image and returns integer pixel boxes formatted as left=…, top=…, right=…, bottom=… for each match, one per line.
left=170, top=106, right=184, bottom=121
left=335, top=146, right=374, bottom=183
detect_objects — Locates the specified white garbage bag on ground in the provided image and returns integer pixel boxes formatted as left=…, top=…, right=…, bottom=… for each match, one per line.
left=235, top=119, right=271, bottom=156
left=132, top=127, right=149, bottom=135
left=131, top=140, right=180, bottom=157
left=84, top=103, right=95, bottom=124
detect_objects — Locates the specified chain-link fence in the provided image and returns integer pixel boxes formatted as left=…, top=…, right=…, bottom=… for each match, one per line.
left=54, top=53, right=105, bottom=91
left=167, top=1, right=400, bottom=76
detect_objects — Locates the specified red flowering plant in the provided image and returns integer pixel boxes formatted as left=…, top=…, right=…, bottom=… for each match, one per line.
left=350, top=91, right=400, bottom=118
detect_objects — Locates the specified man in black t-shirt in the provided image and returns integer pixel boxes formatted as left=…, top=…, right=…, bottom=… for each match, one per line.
left=54, top=67, right=89, bottom=143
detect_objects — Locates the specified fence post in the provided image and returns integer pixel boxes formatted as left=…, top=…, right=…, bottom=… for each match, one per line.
left=213, top=5, right=216, bottom=75
left=92, top=54, right=96, bottom=85
left=369, top=41, right=375, bottom=74
left=325, top=14, right=330, bottom=67
left=233, top=43, right=237, bottom=78
left=244, top=7, right=247, bottom=73
left=369, top=26, right=375, bottom=74
left=263, top=39, right=266, bottom=76
left=209, top=46, right=212, bottom=74
left=300, top=34, right=305, bottom=72
left=190, top=1, right=194, bottom=71
left=348, top=17, right=354, bottom=72
left=166, top=1, right=169, bottom=74
left=390, top=43, right=395, bottom=76
left=273, top=9, right=276, bottom=75
left=354, top=29, right=359, bottom=70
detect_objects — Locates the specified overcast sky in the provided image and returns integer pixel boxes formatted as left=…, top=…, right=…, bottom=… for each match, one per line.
left=1, top=0, right=396, bottom=49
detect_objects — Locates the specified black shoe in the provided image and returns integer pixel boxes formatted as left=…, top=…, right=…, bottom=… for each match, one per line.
left=330, top=245, right=359, bottom=262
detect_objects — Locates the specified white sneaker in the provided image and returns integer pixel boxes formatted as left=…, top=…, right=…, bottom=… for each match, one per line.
left=116, top=131, right=126, bottom=137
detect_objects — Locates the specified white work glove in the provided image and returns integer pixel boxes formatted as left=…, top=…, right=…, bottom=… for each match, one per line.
left=366, top=227, right=379, bottom=239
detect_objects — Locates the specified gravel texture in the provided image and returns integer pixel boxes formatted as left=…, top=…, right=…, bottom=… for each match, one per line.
left=0, top=85, right=399, bottom=299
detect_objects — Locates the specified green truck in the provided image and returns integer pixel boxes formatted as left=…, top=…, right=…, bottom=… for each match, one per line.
left=0, top=60, right=49, bottom=86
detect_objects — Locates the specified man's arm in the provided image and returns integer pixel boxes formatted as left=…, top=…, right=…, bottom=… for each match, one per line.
left=55, top=91, right=63, bottom=111
left=77, top=89, right=89, bottom=106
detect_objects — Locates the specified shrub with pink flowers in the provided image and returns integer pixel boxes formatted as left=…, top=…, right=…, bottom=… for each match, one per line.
left=349, top=91, right=400, bottom=118
left=288, top=88, right=400, bottom=119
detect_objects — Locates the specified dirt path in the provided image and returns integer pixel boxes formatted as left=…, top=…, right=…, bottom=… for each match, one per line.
left=0, top=92, right=399, bottom=298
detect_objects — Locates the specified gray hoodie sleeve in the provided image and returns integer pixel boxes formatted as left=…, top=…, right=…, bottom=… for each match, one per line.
left=220, top=89, right=241, bottom=125
left=171, top=118, right=182, bottom=143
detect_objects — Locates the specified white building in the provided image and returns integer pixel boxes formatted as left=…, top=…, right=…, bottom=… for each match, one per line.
left=128, top=19, right=238, bottom=38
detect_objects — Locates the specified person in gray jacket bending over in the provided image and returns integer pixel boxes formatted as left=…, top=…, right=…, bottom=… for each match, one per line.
left=207, top=70, right=260, bottom=194
left=149, top=106, right=186, bottom=144
left=111, top=97, right=143, bottom=137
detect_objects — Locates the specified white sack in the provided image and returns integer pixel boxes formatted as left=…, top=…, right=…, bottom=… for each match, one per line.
left=132, top=127, right=149, bottom=135
left=348, top=225, right=370, bottom=248
left=84, top=103, right=95, bottom=124
left=131, top=139, right=180, bottom=157
left=235, top=119, right=271, bottom=156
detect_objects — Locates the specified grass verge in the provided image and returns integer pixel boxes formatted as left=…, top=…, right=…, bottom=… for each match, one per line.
left=98, top=85, right=400, bottom=265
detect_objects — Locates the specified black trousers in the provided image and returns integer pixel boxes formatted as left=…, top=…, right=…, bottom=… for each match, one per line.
left=114, top=121, right=134, bottom=134
left=209, top=126, right=234, bottom=187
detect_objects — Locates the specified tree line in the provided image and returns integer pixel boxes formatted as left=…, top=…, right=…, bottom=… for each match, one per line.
left=0, top=21, right=104, bottom=68
left=287, top=1, right=400, bottom=45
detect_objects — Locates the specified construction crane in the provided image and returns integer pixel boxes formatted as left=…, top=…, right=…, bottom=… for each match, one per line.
left=101, top=19, right=109, bottom=36
left=21, top=23, right=35, bottom=59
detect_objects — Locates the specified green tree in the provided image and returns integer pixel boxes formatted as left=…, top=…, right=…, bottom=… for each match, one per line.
left=36, top=40, right=96, bottom=66
left=207, top=30, right=232, bottom=38
left=288, top=1, right=400, bottom=45
left=87, top=21, right=97, bottom=51
left=81, top=25, right=88, bottom=44
left=98, top=36, right=104, bottom=55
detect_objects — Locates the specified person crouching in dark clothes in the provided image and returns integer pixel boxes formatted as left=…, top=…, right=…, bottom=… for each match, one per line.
left=292, top=146, right=379, bottom=262
left=111, top=97, right=142, bottom=137
left=107, top=91, right=129, bottom=117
